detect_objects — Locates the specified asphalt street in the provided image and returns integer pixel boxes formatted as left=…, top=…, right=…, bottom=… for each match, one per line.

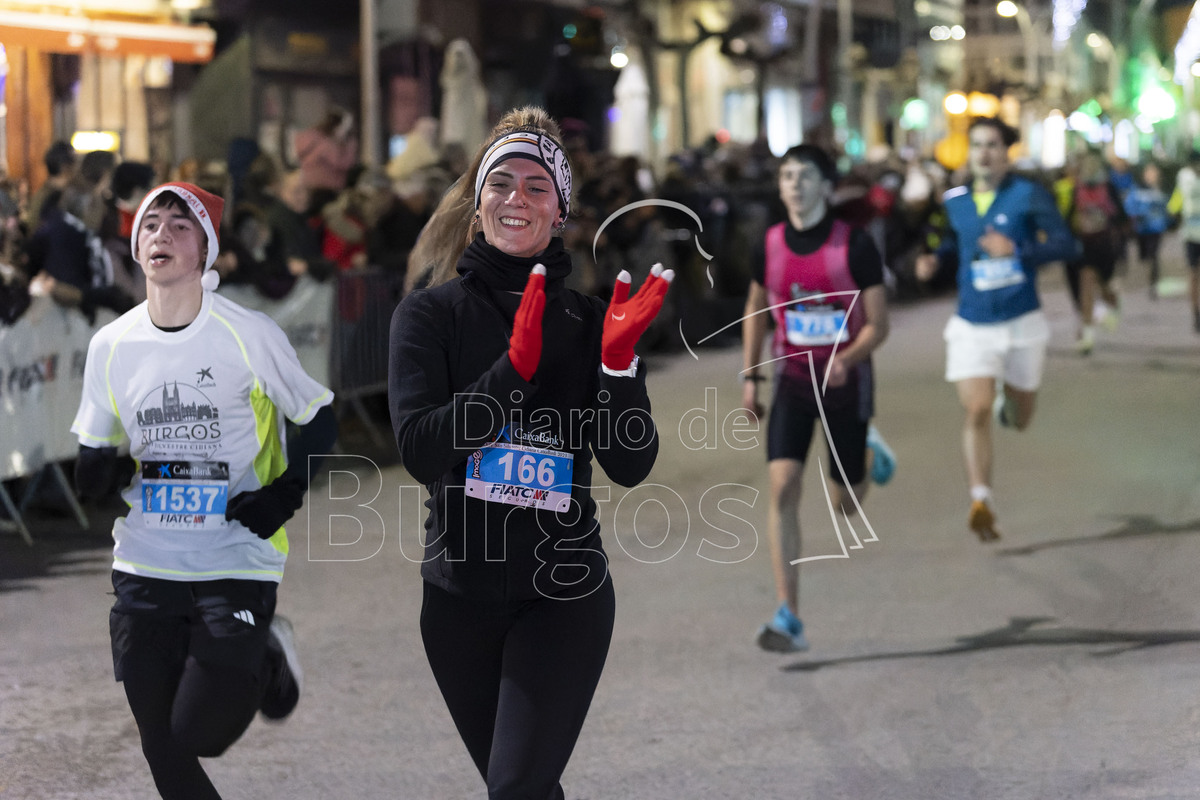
left=3, top=250, right=1199, bottom=799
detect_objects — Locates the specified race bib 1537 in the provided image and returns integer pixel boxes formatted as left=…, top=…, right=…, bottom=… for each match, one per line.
left=141, top=460, right=230, bottom=530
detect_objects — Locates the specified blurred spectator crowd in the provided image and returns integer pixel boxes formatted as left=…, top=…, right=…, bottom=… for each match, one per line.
left=0, top=114, right=1183, bottom=357
left=0, top=111, right=449, bottom=331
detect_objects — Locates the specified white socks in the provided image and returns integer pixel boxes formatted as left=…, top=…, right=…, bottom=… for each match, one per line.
left=970, top=485, right=992, bottom=504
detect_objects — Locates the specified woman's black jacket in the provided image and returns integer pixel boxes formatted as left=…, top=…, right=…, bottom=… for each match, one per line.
left=388, top=255, right=658, bottom=604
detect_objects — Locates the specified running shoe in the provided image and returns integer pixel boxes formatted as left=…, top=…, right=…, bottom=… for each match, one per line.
left=867, top=425, right=896, bottom=485
left=1074, top=326, right=1095, bottom=356
left=1101, top=306, right=1120, bottom=332
left=993, top=391, right=1017, bottom=429
left=756, top=604, right=809, bottom=653
left=968, top=500, right=1001, bottom=542
left=261, top=615, right=303, bottom=721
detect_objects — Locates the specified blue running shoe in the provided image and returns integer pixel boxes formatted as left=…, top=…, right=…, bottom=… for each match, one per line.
left=756, top=604, right=809, bottom=653
left=867, top=425, right=896, bottom=486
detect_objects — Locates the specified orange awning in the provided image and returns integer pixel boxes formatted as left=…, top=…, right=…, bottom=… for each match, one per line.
left=0, top=10, right=215, bottom=63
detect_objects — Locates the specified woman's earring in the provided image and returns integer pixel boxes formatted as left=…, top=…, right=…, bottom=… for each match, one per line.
left=555, top=218, right=567, bottom=232
left=473, top=212, right=481, bottom=224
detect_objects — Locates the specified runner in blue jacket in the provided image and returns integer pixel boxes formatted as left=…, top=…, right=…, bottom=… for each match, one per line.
left=916, top=117, right=1078, bottom=541
left=1123, top=161, right=1170, bottom=299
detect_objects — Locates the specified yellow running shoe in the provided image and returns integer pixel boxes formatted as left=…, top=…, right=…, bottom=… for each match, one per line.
left=968, top=500, right=1001, bottom=542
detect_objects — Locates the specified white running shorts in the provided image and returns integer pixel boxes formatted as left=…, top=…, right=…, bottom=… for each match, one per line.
left=943, top=310, right=1049, bottom=391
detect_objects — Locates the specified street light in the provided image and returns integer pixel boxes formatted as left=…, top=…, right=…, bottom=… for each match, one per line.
left=996, top=0, right=1038, bottom=89
left=944, top=91, right=968, bottom=115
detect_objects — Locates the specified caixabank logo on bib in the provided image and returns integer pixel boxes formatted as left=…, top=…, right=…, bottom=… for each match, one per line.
left=136, top=381, right=221, bottom=454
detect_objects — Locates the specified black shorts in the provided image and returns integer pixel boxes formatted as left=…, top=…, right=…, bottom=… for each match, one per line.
left=109, top=571, right=277, bottom=682
left=766, top=377, right=870, bottom=486
left=1075, top=232, right=1119, bottom=281
left=1136, top=233, right=1162, bottom=261
left=1187, top=240, right=1200, bottom=270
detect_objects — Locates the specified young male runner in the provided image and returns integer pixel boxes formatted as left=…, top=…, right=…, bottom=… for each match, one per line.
left=71, top=182, right=335, bottom=799
left=742, top=144, right=892, bottom=652
left=916, top=118, right=1078, bottom=541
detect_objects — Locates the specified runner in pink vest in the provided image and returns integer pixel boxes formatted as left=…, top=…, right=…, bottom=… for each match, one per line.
left=742, top=144, right=894, bottom=653
left=1065, top=149, right=1127, bottom=354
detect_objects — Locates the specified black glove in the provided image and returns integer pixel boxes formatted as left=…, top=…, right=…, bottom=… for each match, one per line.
left=225, top=474, right=306, bottom=539
left=75, top=445, right=117, bottom=503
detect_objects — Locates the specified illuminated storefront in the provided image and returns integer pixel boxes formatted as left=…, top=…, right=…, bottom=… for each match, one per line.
left=0, top=3, right=214, bottom=186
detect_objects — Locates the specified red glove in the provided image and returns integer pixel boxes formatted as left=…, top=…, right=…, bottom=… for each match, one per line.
left=602, top=263, right=675, bottom=371
left=507, top=265, right=546, bottom=381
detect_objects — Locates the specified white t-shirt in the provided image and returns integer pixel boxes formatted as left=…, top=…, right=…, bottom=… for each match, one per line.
left=71, top=291, right=333, bottom=582
left=1176, top=166, right=1200, bottom=243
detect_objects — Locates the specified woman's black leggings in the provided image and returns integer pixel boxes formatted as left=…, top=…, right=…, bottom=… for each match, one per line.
left=420, top=578, right=616, bottom=800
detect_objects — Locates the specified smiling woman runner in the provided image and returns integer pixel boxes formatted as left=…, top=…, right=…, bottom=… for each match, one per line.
left=389, top=107, right=673, bottom=800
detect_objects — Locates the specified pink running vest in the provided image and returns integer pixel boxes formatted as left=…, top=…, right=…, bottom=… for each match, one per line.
left=764, top=219, right=865, bottom=383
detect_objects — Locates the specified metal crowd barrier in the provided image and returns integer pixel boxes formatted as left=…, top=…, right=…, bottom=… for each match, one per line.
left=0, top=297, right=106, bottom=544
left=330, top=267, right=406, bottom=447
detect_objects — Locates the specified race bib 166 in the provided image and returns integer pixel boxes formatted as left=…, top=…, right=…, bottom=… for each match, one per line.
left=464, top=442, right=573, bottom=512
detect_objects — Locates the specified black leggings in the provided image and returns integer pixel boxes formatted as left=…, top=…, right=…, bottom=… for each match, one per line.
left=121, top=655, right=264, bottom=799
left=420, top=578, right=616, bottom=800
left=110, top=573, right=276, bottom=799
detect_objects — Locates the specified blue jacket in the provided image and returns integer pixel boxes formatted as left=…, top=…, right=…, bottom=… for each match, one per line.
left=937, top=173, right=1079, bottom=324
left=1123, top=185, right=1169, bottom=236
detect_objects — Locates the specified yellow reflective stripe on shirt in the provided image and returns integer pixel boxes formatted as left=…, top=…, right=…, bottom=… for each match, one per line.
left=104, top=313, right=143, bottom=424
left=209, top=305, right=307, bottom=557
left=209, top=308, right=261, bottom=392
left=973, top=190, right=996, bottom=217
left=294, top=390, right=333, bottom=425
left=114, top=558, right=284, bottom=579
left=251, top=384, right=290, bottom=556
left=76, top=430, right=125, bottom=446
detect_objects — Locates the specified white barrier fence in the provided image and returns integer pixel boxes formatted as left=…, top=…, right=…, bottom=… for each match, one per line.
left=0, top=277, right=334, bottom=544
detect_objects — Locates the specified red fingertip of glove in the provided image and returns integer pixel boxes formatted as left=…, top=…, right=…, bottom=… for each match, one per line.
left=508, top=265, right=547, bottom=381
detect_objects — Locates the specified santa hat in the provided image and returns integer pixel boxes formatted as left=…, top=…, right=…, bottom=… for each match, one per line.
left=131, top=182, right=224, bottom=292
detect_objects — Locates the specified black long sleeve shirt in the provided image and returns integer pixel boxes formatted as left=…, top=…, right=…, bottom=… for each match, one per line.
left=389, top=269, right=659, bottom=604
